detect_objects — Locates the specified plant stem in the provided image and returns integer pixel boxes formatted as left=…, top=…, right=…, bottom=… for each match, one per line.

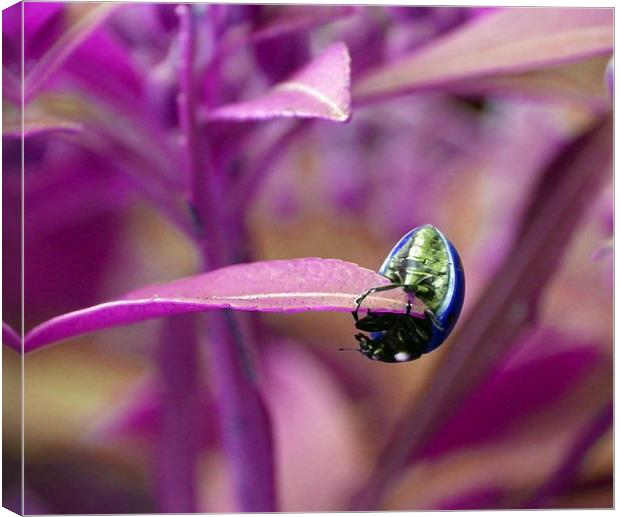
left=150, top=7, right=204, bottom=512
left=206, top=311, right=277, bottom=511
left=178, top=4, right=277, bottom=511
left=156, top=314, right=200, bottom=512
left=177, top=5, right=201, bottom=223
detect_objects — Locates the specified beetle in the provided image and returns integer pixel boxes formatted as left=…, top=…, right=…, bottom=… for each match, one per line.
left=345, top=224, right=465, bottom=362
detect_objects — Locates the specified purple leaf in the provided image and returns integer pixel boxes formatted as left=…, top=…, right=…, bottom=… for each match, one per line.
left=524, top=400, right=612, bottom=508
left=436, top=487, right=509, bottom=510
left=245, top=6, right=355, bottom=82
left=3, top=117, right=82, bottom=139
left=246, top=6, right=356, bottom=44
left=208, top=42, right=351, bottom=122
left=252, top=31, right=309, bottom=84
left=24, top=3, right=119, bottom=101
left=353, top=8, right=613, bottom=102
left=2, top=322, right=20, bottom=352
left=89, top=377, right=218, bottom=449
left=605, top=56, right=613, bottom=99
left=25, top=258, right=420, bottom=352
left=3, top=3, right=22, bottom=104
left=217, top=6, right=355, bottom=59
left=449, top=56, right=611, bottom=109
left=422, top=340, right=601, bottom=458
left=62, top=25, right=144, bottom=105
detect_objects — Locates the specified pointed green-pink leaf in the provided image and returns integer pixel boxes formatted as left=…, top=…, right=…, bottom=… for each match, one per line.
left=209, top=42, right=351, bottom=122
left=25, top=258, right=421, bottom=352
left=354, top=8, right=613, bottom=102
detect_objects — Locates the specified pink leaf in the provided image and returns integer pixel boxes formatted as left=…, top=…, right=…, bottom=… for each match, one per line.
left=246, top=6, right=356, bottom=44
left=209, top=42, right=351, bottom=122
left=3, top=117, right=82, bottom=138
left=24, top=3, right=119, bottom=101
left=354, top=7, right=613, bottom=102
left=449, top=56, right=611, bottom=109
left=25, top=258, right=421, bottom=352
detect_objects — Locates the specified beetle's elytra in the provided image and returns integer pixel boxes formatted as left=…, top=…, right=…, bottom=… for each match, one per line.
left=348, top=224, right=465, bottom=363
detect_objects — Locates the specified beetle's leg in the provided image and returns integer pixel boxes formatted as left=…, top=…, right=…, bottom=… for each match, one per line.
left=352, top=306, right=375, bottom=324
left=354, top=283, right=407, bottom=315
left=424, top=308, right=444, bottom=331
left=406, top=300, right=412, bottom=316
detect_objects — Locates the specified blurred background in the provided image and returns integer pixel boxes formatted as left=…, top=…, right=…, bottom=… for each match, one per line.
left=2, top=3, right=613, bottom=513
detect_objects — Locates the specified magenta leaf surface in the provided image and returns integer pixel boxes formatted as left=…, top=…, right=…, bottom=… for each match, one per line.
left=208, top=42, right=351, bottom=122
left=354, top=7, right=613, bottom=102
left=246, top=6, right=356, bottom=44
left=25, top=258, right=420, bottom=352
left=450, top=56, right=611, bottom=109
left=2, top=322, right=20, bottom=353
left=3, top=117, right=83, bottom=138
left=216, top=6, right=355, bottom=60
left=422, top=340, right=601, bottom=459
left=24, top=4, right=119, bottom=101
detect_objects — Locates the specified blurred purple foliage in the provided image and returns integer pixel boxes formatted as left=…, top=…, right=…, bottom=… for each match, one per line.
left=2, top=3, right=613, bottom=514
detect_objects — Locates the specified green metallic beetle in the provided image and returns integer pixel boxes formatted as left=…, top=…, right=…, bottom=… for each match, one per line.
left=349, top=224, right=465, bottom=363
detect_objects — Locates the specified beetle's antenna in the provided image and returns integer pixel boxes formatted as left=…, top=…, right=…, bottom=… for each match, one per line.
left=338, top=347, right=363, bottom=354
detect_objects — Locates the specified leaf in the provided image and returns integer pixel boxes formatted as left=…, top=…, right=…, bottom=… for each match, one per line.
left=422, top=340, right=601, bottom=459
left=3, top=116, right=82, bottom=138
left=353, top=7, right=613, bottom=102
left=25, top=258, right=421, bottom=352
left=208, top=42, right=351, bottom=122
left=3, top=3, right=22, bottom=104
left=24, top=3, right=119, bottom=101
left=218, top=6, right=355, bottom=60
left=247, top=6, right=356, bottom=44
left=2, top=322, right=20, bottom=352
left=605, top=56, right=614, bottom=98
left=450, top=56, right=610, bottom=109
left=524, top=400, right=612, bottom=507
left=436, top=487, right=509, bottom=511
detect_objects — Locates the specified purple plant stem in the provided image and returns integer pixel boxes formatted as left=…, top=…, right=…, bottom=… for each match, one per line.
left=349, top=115, right=612, bottom=510
left=177, top=5, right=201, bottom=219
left=523, top=399, right=612, bottom=508
left=205, top=310, right=276, bottom=511
left=179, top=5, right=276, bottom=511
left=155, top=313, right=200, bottom=512
left=203, top=7, right=224, bottom=111
left=150, top=6, right=203, bottom=512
